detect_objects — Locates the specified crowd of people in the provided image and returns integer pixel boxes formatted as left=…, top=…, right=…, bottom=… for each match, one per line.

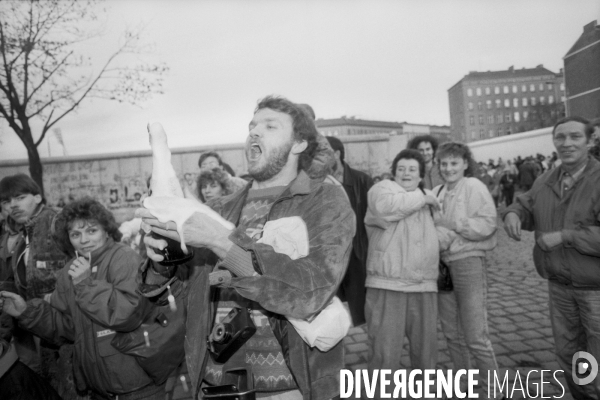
left=0, top=97, right=599, bottom=400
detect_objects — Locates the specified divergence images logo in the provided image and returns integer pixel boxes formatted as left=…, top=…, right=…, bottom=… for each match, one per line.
left=572, top=351, right=599, bottom=386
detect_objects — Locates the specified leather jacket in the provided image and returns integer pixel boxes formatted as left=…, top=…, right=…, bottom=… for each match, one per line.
left=140, top=171, right=355, bottom=399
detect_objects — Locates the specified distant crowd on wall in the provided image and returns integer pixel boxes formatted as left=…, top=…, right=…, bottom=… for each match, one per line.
left=0, top=97, right=599, bottom=400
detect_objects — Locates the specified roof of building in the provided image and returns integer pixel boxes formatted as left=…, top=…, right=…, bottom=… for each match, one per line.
left=315, top=118, right=449, bottom=130
left=315, top=118, right=405, bottom=129
left=565, top=20, right=600, bottom=58
left=449, top=65, right=561, bottom=90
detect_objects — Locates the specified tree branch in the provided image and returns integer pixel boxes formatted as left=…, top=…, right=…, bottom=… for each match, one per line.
left=34, top=108, right=54, bottom=147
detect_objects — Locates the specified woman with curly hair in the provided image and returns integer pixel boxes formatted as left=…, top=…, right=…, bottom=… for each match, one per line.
left=197, top=167, right=235, bottom=202
left=433, top=142, right=503, bottom=399
left=0, top=197, right=165, bottom=399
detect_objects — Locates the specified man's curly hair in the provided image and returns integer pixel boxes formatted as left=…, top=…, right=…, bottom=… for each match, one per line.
left=52, top=197, right=121, bottom=256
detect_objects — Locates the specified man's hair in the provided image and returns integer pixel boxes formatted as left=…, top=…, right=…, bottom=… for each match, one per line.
left=552, top=116, right=591, bottom=138
left=407, top=135, right=439, bottom=155
left=255, top=95, right=319, bottom=171
left=436, top=142, right=478, bottom=177
left=220, top=162, right=236, bottom=177
left=52, top=197, right=121, bottom=256
left=0, top=173, right=43, bottom=203
left=391, top=149, right=426, bottom=179
left=325, top=136, right=345, bottom=163
left=198, top=151, right=223, bottom=168
left=196, top=167, right=232, bottom=202
left=297, top=103, right=316, bottom=120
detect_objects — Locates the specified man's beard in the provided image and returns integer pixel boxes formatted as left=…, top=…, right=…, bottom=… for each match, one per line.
left=248, top=140, right=294, bottom=182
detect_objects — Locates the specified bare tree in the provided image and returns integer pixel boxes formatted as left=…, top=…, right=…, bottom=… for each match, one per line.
left=0, top=0, right=168, bottom=193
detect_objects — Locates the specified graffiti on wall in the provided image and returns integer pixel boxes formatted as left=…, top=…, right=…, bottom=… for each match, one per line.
left=2, top=137, right=401, bottom=222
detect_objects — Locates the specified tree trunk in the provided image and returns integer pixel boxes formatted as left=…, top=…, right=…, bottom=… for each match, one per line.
left=19, top=126, right=46, bottom=195
left=27, top=147, right=45, bottom=196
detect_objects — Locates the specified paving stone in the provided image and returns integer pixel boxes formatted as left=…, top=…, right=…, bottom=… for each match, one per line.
left=539, top=327, right=554, bottom=336
left=497, top=323, right=519, bottom=332
left=507, top=314, right=530, bottom=323
left=504, top=306, right=527, bottom=314
left=346, top=342, right=369, bottom=353
left=489, top=308, right=508, bottom=316
left=497, top=332, right=523, bottom=342
left=503, top=340, right=533, bottom=353
left=530, top=350, right=558, bottom=363
left=516, top=329, right=545, bottom=340
left=490, top=316, right=513, bottom=325
left=344, top=353, right=360, bottom=366
left=353, top=333, right=368, bottom=343
left=524, top=338, right=554, bottom=350
left=515, top=320, right=542, bottom=330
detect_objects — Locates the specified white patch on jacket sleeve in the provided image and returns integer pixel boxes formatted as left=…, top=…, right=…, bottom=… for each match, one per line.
left=256, top=216, right=309, bottom=260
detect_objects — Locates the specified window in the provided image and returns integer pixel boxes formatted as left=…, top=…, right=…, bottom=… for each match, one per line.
left=488, top=115, right=494, bottom=124
left=512, top=85, right=518, bottom=93
left=561, top=95, right=566, bottom=102
left=522, top=84, right=527, bottom=92
left=471, top=131, right=476, bottom=139
left=478, top=129, right=484, bottom=139
left=504, top=99, right=510, bottom=108
left=476, top=88, right=482, bottom=96
left=503, top=86, right=509, bottom=94
left=495, top=99, right=502, bottom=108
left=530, top=97, right=536, bottom=106
left=539, top=83, right=544, bottom=91
left=489, top=130, right=494, bottom=138
left=467, top=88, right=473, bottom=97
left=530, top=84, right=536, bottom=92
left=496, top=114, right=503, bottom=123
left=478, top=115, right=484, bottom=125
left=486, top=100, right=492, bottom=109
left=507, top=127, right=512, bottom=135
left=522, top=97, right=528, bottom=107
left=495, top=86, right=500, bottom=94
left=560, top=82, right=565, bottom=91
left=478, top=101, right=483, bottom=111
left=540, top=96, right=546, bottom=105
left=547, top=83, right=553, bottom=91
left=505, top=113, right=512, bottom=123
left=530, top=109, right=538, bottom=120
left=498, top=128, right=503, bottom=136
left=514, top=111, right=520, bottom=122
left=485, top=87, right=491, bottom=95
left=513, top=98, right=519, bottom=107
left=460, top=117, right=464, bottom=127
left=468, top=102, right=474, bottom=110
left=523, top=111, right=529, bottom=121
left=549, top=95, right=554, bottom=104
left=469, top=115, right=475, bottom=125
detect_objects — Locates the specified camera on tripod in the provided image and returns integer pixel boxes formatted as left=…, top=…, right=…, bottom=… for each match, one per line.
left=208, top=307, right=256, bottom=363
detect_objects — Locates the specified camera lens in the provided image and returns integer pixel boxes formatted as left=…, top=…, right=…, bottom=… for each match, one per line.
left=212, top=323, right=233, bottom=343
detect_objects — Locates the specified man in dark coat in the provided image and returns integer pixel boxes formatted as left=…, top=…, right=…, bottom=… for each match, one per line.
left=326, top=136, right=373, bottom=326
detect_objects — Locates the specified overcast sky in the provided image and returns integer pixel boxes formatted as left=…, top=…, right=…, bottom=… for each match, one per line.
left=1, top=0, right=598, bottom=161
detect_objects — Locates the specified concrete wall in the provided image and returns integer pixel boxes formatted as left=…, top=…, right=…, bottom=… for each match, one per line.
left=468, top=127, right=554, bottom=163
left=0, top=134, right=407, bottom=223
left=1, top=129, right=557, bottom=223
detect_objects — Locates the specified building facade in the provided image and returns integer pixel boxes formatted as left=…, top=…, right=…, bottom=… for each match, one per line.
left=448, top=65, right=565, bottom=143
left=564, top=20, right=600, bottom=120
left=315, top=117, right=450, bottom=142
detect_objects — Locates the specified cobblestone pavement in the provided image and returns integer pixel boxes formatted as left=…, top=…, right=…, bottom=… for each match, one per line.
left=166, top=219, right=574, bottom=400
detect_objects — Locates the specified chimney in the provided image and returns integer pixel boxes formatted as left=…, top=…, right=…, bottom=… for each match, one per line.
left=536, top=64, right=543, bottom=68
left=508, top=65, right=514, bottom=72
